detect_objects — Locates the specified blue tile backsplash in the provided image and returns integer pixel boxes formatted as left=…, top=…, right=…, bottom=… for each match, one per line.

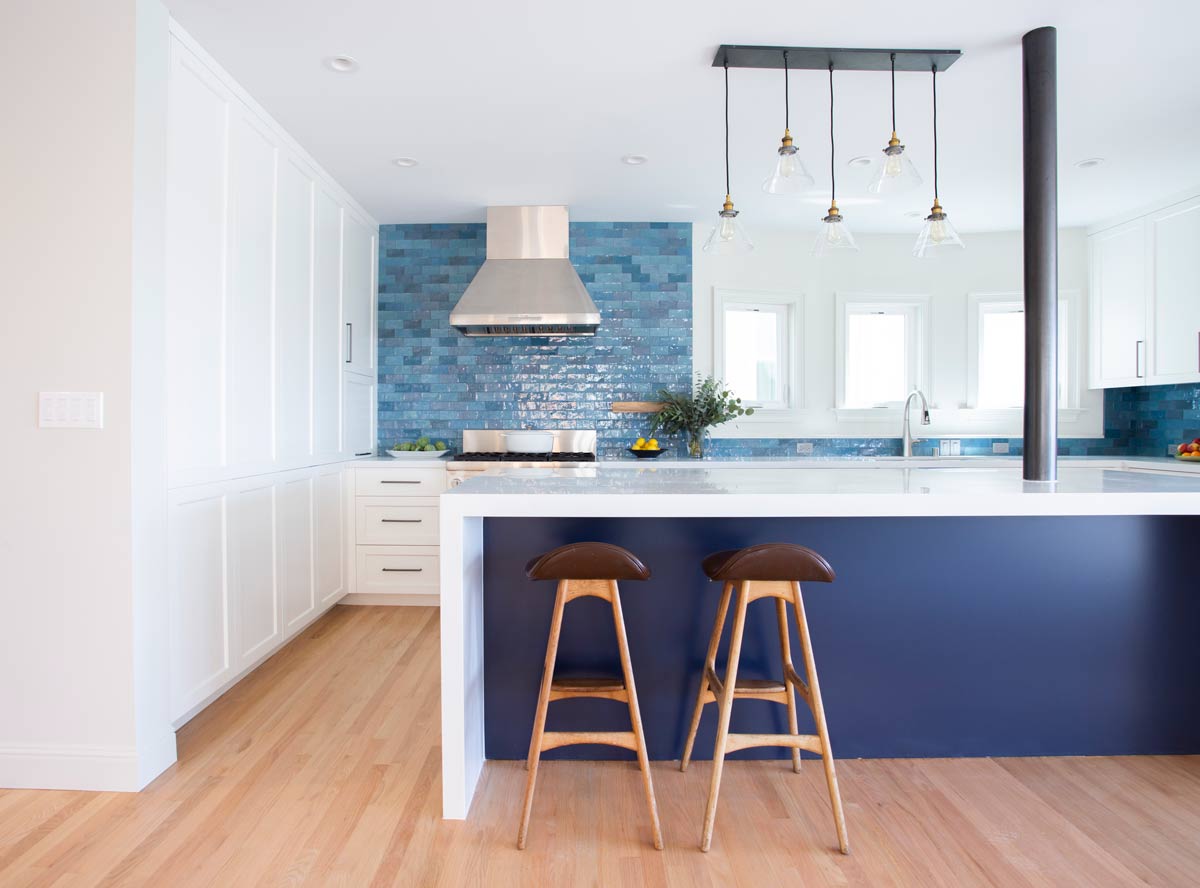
left=376, top=221, right=1198, bottom=459
left=377, top=222, right=692, bottom=455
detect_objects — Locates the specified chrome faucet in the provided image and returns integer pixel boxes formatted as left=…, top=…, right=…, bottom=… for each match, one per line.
left=902, top=390, right=931, bottom=457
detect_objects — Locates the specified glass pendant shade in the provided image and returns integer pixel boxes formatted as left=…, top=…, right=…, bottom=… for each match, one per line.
left=868, top=135, right=923, bottom=194
left=703, top=196, right=754, bottom=255
left=762, top=132, right=814, bottom=193
left=812, top=203, right=858, bottom=256
left=913, top=201, right=964, bottom=257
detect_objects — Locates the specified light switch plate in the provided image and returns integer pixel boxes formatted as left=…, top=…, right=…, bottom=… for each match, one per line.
left=39, top=392, right=104, bottom=429
left=992, top=441, right=1010, bottom=454
left=795, top=442, right=814, bottom=456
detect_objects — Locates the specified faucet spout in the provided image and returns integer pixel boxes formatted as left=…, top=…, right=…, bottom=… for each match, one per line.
left=902, top=389, right=931, bottom=458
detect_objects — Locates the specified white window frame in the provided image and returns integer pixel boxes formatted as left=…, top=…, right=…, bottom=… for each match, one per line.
left=713, top=288, right=802, bottom=412
left=966, top=290, right=1081, bottom=413
left=834, top=292, right=932, bottom=413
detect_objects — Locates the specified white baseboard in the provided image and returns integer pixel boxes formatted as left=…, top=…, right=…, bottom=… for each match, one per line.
left=0, top=743, right=145, bottom=791
left=341, top=592, right=440, bottom=607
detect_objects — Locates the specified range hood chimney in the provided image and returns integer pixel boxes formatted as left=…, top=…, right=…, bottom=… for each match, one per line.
left=449, top=206, right=599, bottom=337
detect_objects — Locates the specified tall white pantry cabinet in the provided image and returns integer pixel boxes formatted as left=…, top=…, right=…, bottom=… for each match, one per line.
left=165, top=24, right=378, bottom=726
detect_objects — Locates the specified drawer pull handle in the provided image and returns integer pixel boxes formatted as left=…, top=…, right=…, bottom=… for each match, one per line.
left=382, top=567, right=423, bottom=572
left=381, top=480, right=421, bottom=484
left=381, top=518, right=422, bottom=523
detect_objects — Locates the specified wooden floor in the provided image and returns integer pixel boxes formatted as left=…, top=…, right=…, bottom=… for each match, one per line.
left=2, top=606, right=1199, bottom=887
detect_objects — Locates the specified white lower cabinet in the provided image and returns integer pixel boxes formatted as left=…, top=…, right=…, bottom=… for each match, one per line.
left=168, top=464, right=347, bottom=725
left=348, top=467, right=445, bottom=604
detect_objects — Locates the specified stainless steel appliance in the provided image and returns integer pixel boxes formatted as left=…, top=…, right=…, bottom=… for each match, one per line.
left=446, top=429, right=598, bottom=488
left=448, top=206, right=600, bottom=337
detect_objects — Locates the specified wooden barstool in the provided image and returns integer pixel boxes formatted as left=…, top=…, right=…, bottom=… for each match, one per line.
left=680, top=543, right=849, bottom=854
left=518, top=542, right=663, bottom=850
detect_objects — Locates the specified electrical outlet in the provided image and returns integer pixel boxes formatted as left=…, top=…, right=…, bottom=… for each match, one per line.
left=939, top=439, right=951, bottom=455
left=795, top=442, right=814, bottom=456
left=950, top=439, right=962, bottom=456
left=992, top=441, right=1010, bottom=454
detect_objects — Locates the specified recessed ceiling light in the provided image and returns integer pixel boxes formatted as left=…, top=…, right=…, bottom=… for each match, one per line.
left=847, top=156, right=873, bottom=168
left=391, top=157, right=419, bottom=168
left=1074, top=157, right=1104, bottom=169
left=904, top=210, right=925, bottom=218
left=665, top=202, right=696, bottom=210
left=324, top=55, right=359, bottom=73
left=621, top=154, right=649, bottom=165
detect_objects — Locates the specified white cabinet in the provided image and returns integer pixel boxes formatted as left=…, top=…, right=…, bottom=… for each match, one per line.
left=1148, top=196, right=1200, bottom=384
left=343, top=212, right=376, bottom=376
left=1088, top=219, right=1146, bottom=389
left=343, top=372, right=376, bottom=458
left=348, top=467, right=445, bottom=604
left=168, top=465, right=345, bottom=725
left=1089, top=193, right=1200, bottom=390
left=165, top=31, right=378, bottom=486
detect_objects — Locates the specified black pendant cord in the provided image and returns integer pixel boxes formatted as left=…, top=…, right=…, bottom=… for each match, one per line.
left=783, top=50, right=790, bottom=131
left=724, top=58, right=731, bottom=198
left=931, top=64, right=940, bottom=201
left=828, top=64, right=836, bottom=204
left=890, top=52, right=897, bottom=133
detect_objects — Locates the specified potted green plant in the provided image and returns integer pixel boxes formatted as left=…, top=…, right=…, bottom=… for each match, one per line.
left=649, top=374, right=754, bottom=459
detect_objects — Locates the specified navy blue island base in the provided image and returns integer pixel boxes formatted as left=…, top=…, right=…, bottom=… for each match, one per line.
left=482, top=515, right=1200, bottom=761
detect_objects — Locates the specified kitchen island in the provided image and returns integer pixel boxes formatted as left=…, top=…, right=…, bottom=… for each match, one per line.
left=438, top=463, right=1200, bottom=818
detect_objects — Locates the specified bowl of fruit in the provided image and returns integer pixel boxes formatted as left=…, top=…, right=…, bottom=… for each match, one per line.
left=389, top=437, right=449, bottom=458
left=1175, top=438, right=1200, bottom=461
left=629, top=437, right=665, bottom=459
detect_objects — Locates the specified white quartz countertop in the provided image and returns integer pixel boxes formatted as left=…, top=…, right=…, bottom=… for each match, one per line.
left=347, top=455, right=452, bottom=468
left=439, top=461, right=1200, bottom=518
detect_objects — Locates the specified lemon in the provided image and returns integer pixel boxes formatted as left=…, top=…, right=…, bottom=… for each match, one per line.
left=648, top=438, right=659, bottom=449
left=635, top=438, right=646, bottom=446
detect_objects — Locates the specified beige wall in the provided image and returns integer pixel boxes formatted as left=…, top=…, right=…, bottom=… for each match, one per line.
left=0, top=0, right=173, bottom=788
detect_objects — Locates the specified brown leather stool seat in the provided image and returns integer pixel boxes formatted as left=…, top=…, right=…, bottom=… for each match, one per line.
left=526, top=542, right=651, bottom=581
left=517, top=542, right=661, bottom=851
left=682, top=543, right=848, bottom=855
left=702, top=543, right=836, bottom=583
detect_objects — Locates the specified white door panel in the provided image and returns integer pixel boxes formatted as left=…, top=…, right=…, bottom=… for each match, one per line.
left=1149, top=197, right=1200, bottom=384
left=277, top=158, right=315, bottom=462
left=315, top=468, right=346, bottom=605
left=280, top=474, right=316, bottom=636
left=229, top=481, right=279, bottom=666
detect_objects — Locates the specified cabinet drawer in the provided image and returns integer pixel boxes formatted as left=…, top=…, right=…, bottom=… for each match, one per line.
left=355, top=467, right=445, bottom=497
left=355, top=546, right=438, bottom=596
left=355, top=499, right=439, bottom=545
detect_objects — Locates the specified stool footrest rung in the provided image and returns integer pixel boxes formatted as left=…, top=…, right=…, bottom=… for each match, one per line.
left=723, top=732, right=824, bottom=755
left=539, top=731, right=638, bottom=753
left=549, top=676, right=628, bottom=701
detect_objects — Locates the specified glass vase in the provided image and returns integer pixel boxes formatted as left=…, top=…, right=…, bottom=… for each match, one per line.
left=686, top=430, right=708, bottom=459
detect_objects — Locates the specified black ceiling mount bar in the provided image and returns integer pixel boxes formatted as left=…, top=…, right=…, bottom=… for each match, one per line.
left=713, top=45, right=962, bottom=73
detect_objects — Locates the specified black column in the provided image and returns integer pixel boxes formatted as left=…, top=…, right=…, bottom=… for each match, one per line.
left=1022, top=27, right=1058, bottom=482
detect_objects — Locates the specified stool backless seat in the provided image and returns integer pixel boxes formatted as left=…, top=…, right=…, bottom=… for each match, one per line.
left=680, top=543, right=849, bottom=854
left=518, top=542, right=662, bottom=850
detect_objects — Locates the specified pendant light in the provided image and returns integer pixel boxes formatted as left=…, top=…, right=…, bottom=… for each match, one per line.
left=762, top=50, right=814, bottom=194
left=868, top=53, right=923, bottom=195
left=813, top=64, right=858, bottom=256
left=703, top=59, right=753, bottom=254
left=914, top=64, right=964, bottom=257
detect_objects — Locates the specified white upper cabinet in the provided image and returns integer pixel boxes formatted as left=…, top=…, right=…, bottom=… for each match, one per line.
left=343, top=373, right=376, bottom=458
left=343, top=212, right=376, bottom=376
left=276, top=158, right=316, bottom=464
left=1148, top=196, right=1200, bottom=385
left=1088, top=219, right=1147, bottom=389
left=165, top=30, right=378, bottom=487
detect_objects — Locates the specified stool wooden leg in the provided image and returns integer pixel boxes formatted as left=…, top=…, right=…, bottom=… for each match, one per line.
left=775, top=597, right=803, bottom=774
left=700, top=582, right=749, bottom=852
left=792, top=582, right=849, bottom=855
left=517, top=580, right=568, bottom=850
left=681, top=581, right=733, bottom=772
left=609, top=581, right=663, bottom=850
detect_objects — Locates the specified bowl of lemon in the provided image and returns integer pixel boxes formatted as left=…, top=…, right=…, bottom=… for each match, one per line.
left=629, top=437, right=665, bottom=459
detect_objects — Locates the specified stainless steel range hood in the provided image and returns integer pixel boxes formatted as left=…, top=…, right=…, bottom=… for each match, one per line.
left=449, top=206, right=599, bottom=337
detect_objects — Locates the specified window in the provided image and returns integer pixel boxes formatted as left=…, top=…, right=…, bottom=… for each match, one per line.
left=835, top=294, right=930, bottom=409
left=713, top=290, right=799, bottom=411
left=968, top=293, right=1071, bottom=408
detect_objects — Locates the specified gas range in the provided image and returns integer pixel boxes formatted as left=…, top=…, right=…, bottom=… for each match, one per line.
left=446, top=430, right=598, bottom=487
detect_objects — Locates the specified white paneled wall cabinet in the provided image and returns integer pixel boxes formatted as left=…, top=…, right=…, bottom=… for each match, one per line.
left=1089, top=193, right=1200, bottom=389
left=165, top=24, right=376, bottom=725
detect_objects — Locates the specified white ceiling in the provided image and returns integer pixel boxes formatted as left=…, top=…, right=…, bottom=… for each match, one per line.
left=163, top=0, right=1200, bottom=232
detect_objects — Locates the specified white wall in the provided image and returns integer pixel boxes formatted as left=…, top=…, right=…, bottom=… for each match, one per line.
left=0, top=0, right=173, bottom=789
left=693, top=225, right=1103, bottom=440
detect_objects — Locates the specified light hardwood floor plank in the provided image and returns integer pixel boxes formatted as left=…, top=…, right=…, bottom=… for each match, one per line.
left=2, top=605, right=1198, bottom=887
